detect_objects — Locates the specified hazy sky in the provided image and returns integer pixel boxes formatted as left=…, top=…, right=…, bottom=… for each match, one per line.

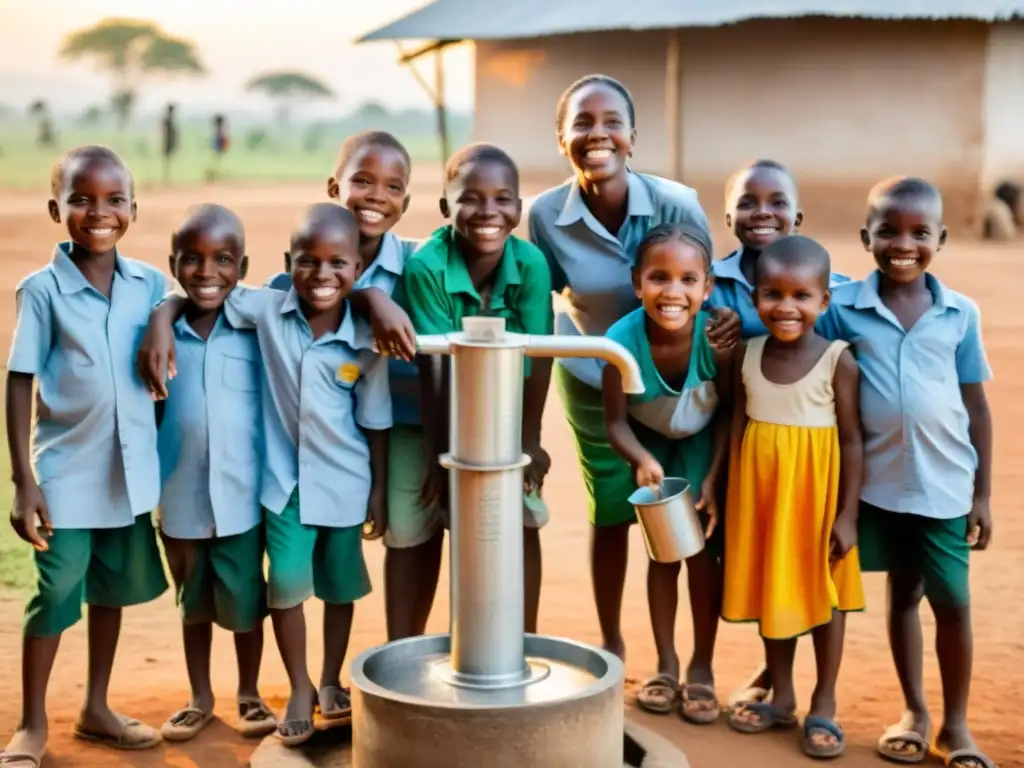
left=0, top=0, right=474, bottom=115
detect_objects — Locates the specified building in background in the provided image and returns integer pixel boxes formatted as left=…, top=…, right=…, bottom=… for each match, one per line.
left=361, top=1, right=1024, bottom=230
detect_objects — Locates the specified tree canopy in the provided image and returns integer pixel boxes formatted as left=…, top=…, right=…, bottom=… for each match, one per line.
left=246, top=71, right=333, bottom=99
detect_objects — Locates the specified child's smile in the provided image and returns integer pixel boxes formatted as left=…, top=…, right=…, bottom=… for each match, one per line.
left=447, top=160, right=520, bottom=258
left=755, top=261, right=829, bottom=343
left=863, top=197, right=944, bottom=285
left=54, top=158, right=135, bottom=255
left=635, top=240, right=710, bottom=334
left=172, top=227, right=246, bottom=314
left=290, top=225, right=360, bottom=316
left=727, top=166, right=801, bottom=251
left=334, top=144, right=410, bottom=241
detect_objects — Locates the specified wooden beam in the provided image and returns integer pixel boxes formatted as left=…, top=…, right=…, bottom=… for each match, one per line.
left=398, top=38, right=460, bottom=65
left=665, top=28, right=683, bottom=181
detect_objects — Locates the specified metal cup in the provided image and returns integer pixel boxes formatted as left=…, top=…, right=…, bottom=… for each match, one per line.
left=628, top=477, right=705, bottom=563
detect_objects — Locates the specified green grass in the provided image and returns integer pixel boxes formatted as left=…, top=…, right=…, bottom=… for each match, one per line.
left=0, top=122, right=468, bottom=190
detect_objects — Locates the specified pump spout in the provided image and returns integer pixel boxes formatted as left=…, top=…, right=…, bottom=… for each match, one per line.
left=523, top=336, right=645, bottom=395
left=415, top=334, right=453, bottom=356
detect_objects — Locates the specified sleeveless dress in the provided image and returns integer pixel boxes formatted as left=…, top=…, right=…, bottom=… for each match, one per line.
left=722, top=336, right=865, bottom=640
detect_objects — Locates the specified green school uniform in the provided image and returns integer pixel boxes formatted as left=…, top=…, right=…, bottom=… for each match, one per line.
left=386, top=226, right=554, bottom=546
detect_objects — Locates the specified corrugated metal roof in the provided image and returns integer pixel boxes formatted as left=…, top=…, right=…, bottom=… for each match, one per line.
left=358, top=0, right=1023, bottom=42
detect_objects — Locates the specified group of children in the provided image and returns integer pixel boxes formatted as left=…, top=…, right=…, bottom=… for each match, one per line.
left=0, top=70, right=994, bottom=768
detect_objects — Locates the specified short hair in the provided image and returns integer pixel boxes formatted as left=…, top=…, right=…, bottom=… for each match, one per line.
left=443, top=143, right=519, bottom=192
left=335, top=130, right=411, bottom=178
left=756, top=234, right=831, bottom=287
left=866, top=176, right=943, bottom=222
left=555, top=74, right=636, bottom=136
left=291, top=202, right=359, bottom=249
left=634, top=222, right=714, bottom=274
left=724, top=158, right=796, bottom=206
left=49, top=144, right=133, bottom=199
left=171, top=203, right=244, bottom=253
left=994, top=181, right=1020, bottom=212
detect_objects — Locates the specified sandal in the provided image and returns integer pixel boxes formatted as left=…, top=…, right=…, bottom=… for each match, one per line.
left=275, top=718, right=315, bottom=748
left=728, top=701, right=798, bottom=734
left=237, top=697, right=278, bottom=738
left=877, top=721, right=931, bottom=764
left=679, top=683, right=720, bottom=725
left=941, top=748, right=997, bottom=768
left=636, top=674, right=678, bottom=715
left=317, top=685, right=353, bottom=723
left=803, top=716, right=846, bottom=759
left=160, top=706, right=214, bottom=742
left=0, top=732, right=46, bottom=768
left=74, top=713, right=162, bottom=750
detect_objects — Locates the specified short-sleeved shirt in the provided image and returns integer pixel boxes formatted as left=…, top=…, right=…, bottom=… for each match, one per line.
left=224, top=287, right=392, bottom=528
left=528, top=171, right=709, bottom=389
left=605, top=308, right=719, bottom=440
left=816, top=272, right=992, bottom=519
left=709, top=247, right=851, bottom=338
left=7, top=242, right=168, bottom=529
left=265, top=232, right=421, bottom=426
left=158, top=312, right=262, bottom=539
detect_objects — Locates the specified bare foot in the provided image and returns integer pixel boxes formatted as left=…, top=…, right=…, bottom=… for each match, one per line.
left=602, top=635, right=626, bottom=662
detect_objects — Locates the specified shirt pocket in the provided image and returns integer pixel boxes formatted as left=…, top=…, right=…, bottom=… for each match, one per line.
left=221, top=354, right=260, bottom=392
left=334, top=361, right=361, bottom=391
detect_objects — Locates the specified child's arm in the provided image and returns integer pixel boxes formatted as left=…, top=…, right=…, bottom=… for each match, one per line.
left=956, top=301, right=994, bottom=549
left=729, top=342, right=749, bottom=456
left=6, top=283, right=52, bottom=550
left=601, top=364, right=663, bottom=488
left=961, top=383, right=992, bottom=549
left=831, top=348, right=863, bottom=561
left=354, top=351, right=393, bottom=540
left=704, top=307, right=741, bottom=354
left=350, top=288, right=417, bottom=362
left=138, top=294, right=188, bottom=399
left=696, top=352, right=734, bottom=539
left=518, top=250, right=555, bottom=491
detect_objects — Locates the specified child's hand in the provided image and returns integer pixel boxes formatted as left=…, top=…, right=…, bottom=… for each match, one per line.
left=363, top=489, right=388, bottom=541
left=368, top=295, right=417, bottom=362
left=635, top=455, right=664, bottom=490
left=694, top=475, right=719, bottom=539
left=829, top=515, right=858, bottom=561
left=10, top=483, right=51, bottom=552
left=966, top=498, right=992, bottom=550
left=705, top=307, right=740, bottom=351
left=524, top=443, right=551, bottom=491
left=419, top=464, right=449, bottom=512
left=137, top=321, right=176, bottom=400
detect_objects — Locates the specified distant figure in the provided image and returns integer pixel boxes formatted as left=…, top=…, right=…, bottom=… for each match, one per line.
left=161, top=103, right=179, bottom=184
left=983, top=181, right=1021, bottom=240
left=37, top=117, right=54, bottom=148
left=206, top=114, right=229, bottom=183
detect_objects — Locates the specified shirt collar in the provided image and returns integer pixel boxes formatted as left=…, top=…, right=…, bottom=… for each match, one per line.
left=173, top=308, right=241, bottom=341
left=359, top=232, right=405, bottom=283
left=554, top=170, right=654, bottom=228
left=850, top=271, right=957, bottom=312
left=438, top=226, right=522, bottom=310
left=711, top=248, right=751, bottom=288
left=278, top=288, right=366, bottom=347
left=51, top=241, right=142, bottom=295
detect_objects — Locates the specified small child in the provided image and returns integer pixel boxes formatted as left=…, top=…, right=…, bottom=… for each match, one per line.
left=723, top=236, right=864, bottom=760
left=3, top=146, right=167, bottom=765
left=819, top=178, right=995, bottom=768
left=144, top=203, right=390, bottom=747
left=710, top=159, right=849, bottom=339
left=397, top=143, right=554, bottom=635
left=155, top=204, right=276, bottom=742
left=205, top=114, right=229, bottom=183
left=601, top=223, right=730, bottom=725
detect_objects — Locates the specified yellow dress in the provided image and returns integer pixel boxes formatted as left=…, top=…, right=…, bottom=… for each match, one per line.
left=723, top=336, right=865, bottom=640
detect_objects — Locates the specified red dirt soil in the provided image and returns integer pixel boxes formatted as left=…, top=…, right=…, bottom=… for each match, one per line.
left=0, top=176, right=1020, bottom=767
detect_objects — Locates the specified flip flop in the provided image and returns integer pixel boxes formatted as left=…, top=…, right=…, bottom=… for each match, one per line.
left=942, top=748, right=997, bottom=768
left=275, top=719, right=315, bottom=748
left=636, top=674, right=678, bottom=715
left=74, top=714, right=162, bottom=750
left=803, top=716, right=846, bottom=759
left=237, top=696, right=278, bottom=738
left=160, top=706, right=214, bottom=742
left=0, top=732, right=46, bottom=767
left=728, top=701, right=798, bottom=734
left=877, top=722, right=931, bottom=764
left=317, top=685, right=352, bottom=723
left=679, top=683, right=720, bottom=725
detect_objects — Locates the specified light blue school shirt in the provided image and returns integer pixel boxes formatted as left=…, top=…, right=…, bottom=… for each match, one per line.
left=7, top=242, right=168, bottom=529
left=224, top=287, right=392, bottom=528
left=264, top=232, right=421, bottom=426
left=709, top=247, right=851, bottom=338
left=157, top=313, right=263, bottom=539
left=528, top=171, right=709, bottom=390
left=817, top=272, right=992, bottom=519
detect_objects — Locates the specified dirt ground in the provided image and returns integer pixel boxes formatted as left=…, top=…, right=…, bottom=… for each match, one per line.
left=0, top=174, right=1020, bottom=768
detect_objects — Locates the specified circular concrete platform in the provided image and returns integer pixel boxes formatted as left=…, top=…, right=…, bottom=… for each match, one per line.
left=249, top=713, right=689, bottom=768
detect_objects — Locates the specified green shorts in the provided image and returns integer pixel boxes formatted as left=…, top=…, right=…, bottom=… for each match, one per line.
left=859, top=502, right=971, bottom=607
left=24, top=513, right=168, bottom=638
left=264, top=490, right=371, bottom=610
left=384, top=423, right=549, bottom=549
left=555, top=364, right=636, bottom=528
left=162, top=525, right=267, bottom=633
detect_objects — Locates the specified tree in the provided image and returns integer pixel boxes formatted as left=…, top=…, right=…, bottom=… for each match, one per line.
left=59, top=18, right=205, bottom=127
left=245, top=71, right=333, bottom=130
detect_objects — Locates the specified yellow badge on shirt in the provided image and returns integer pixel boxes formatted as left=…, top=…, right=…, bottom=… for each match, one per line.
left=338, top=362, right=360, bottom=385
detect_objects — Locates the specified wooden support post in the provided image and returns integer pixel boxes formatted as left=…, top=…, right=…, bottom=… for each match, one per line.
left=665, top=28, right=683, bottom=181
